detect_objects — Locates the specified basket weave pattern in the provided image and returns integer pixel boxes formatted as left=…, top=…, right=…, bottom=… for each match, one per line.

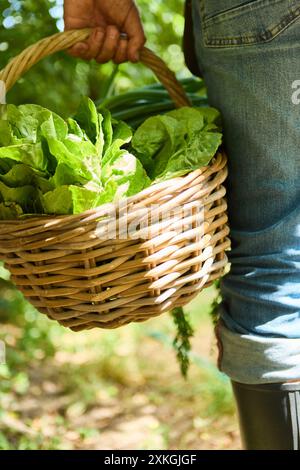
left=0, top=30, right=230, bottom=331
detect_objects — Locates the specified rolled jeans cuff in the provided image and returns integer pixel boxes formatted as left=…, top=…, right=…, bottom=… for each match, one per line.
left=217, top=322, right=300, bottom=384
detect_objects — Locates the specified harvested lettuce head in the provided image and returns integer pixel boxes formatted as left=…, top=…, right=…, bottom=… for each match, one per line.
left=0, top=99, right=222, bottom=219
left=131, top=106, right=222, bottom=180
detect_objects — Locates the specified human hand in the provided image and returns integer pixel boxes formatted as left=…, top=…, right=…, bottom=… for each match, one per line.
left=64, top=0, right=146, bottom=64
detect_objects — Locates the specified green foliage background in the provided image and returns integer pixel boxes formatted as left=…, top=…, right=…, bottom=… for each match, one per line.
left=0, top=0, right=188, bottom=115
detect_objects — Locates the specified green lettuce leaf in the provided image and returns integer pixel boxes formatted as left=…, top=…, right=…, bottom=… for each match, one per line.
left=131, top=114, right=184, bottom=178
left=46, top=137, right=101, bottom=185
left=74, top=97, right=104, bottom=156
left=102, top=119, right=132, bottom=166
left=67, top=118, right=86, bottom=139
left=0, top=104, right=67, bottom=145
left=0, top=143, right=48, bottom=173
left=0, top=181, right=40, bottom=213
left=157, top=131, right=222, bottom=180
left=101, top=108, right=113, bottom=156
left=132, top=106, right=222, bottom=180
left=102, top=150, right=151, bottom=199
left=166, top=107, right=205, bottom=135
left=0, top=202, right=23, bottom=220
left=0, top=164, right=53, bottom=197
left=41, top=184, right=105, bottom=215
left=39, top=113, right=68, bottom=141
left=0, top=120, right=13, bottom=147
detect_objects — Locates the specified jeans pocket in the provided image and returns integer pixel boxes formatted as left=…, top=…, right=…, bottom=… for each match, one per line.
left=200, top=0, right=300, bottom=47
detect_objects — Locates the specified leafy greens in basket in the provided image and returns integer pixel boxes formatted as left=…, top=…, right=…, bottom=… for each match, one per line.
left=0, top=98, right=222, bottom=219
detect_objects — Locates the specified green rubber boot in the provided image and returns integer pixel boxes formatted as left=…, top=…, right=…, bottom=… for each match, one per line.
left=232, top=381, right=300, bottom=450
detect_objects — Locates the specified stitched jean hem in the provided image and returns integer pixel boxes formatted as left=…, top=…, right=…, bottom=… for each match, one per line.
left=218, top=321, right=300, bottom=384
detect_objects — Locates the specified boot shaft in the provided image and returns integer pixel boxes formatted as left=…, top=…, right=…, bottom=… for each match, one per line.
left=232, top=381, right=300, bottom=450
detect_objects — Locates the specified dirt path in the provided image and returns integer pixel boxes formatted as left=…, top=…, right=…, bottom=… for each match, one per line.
left=2, top=317, right=241, bottom=450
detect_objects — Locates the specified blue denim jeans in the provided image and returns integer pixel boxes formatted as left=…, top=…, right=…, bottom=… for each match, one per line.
left=191, top=0, right=300, bottom=383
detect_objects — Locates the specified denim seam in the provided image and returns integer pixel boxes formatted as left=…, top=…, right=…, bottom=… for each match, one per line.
left=201, top=5, right=300, bottom=48
left=202, top=0, right=283, bottom=25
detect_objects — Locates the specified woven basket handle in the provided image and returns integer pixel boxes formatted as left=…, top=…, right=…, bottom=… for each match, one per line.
left=0, top=28, right=190, bottom=108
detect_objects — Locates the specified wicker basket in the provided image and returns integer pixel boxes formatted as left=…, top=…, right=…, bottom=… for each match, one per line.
left=0, top=29, right=230, bottom=331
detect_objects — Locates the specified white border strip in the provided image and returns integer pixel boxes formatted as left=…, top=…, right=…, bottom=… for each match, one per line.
left=0, top=340, right=6, bottom=364
left=0, top=80, right=6, bottom=104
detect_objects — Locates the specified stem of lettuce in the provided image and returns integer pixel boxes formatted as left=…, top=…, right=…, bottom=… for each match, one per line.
left=209, top=280, right=223, bottom=326
left=171, top=307, right=194, bottom=378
